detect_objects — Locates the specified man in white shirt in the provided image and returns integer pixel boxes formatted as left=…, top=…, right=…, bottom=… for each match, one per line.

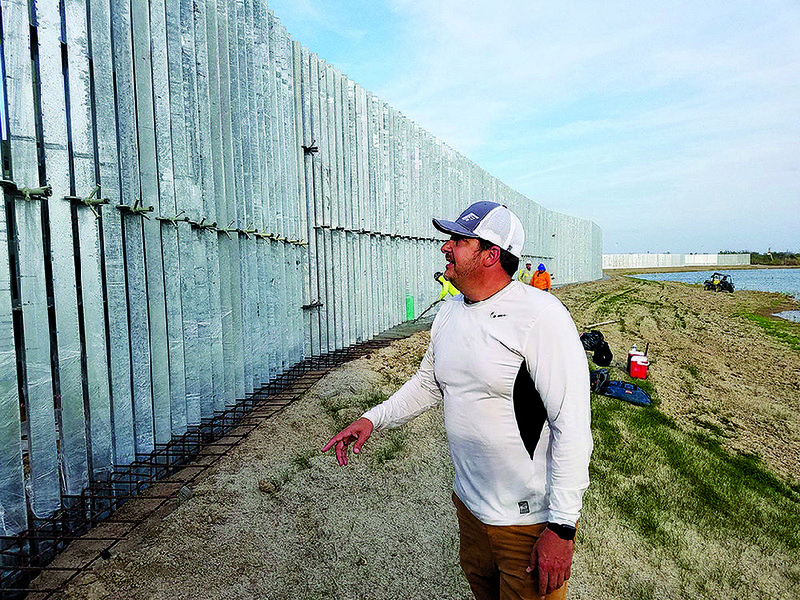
left=322, top=201, right=592, bottom=600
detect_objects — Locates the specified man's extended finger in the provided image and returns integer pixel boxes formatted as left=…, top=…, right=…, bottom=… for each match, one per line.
left=550, top=569, right=565, bottom=594
left=321, top=433, right=341, bottom=453
left=333, top=440, right=345, bottom=466
left=322, top=427, right=353, bottom=453
left=352, top=434, right=367, bottom=454
left=537, top=564, right=550, bottom=597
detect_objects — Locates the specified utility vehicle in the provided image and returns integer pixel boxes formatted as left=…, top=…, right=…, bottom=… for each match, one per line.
left=703, top=272, right=734, bottom=292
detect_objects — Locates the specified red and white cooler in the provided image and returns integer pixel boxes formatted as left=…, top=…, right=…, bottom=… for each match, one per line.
left=630, top=355, right=649, bottom=379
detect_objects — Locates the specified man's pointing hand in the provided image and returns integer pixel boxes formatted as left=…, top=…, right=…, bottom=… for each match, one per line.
left=322, top=417, right=374, bottom=466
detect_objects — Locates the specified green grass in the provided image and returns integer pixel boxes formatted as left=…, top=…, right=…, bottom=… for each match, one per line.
left=320, top=390, right=391, bottom=432
left=691, top=418, right=728, bottom=439
left=292, top=449, right=317, bottom=471
left=682, top=363, right=700, bottom=379
left=583, top=280, right=688, bottom=329
left=320, top=397, right=352, bottom=431
left=319, top=388, right=405, bottom=466
left=679, top=363, right=700, bottom=395
left=589, top=393, right=800, bottom=554
left=358, top=390, right=389, bottom=412
left=587, top=297, right=800, bottom=555
left=738, top=312, right=800, bottom=352
left=266, top=449, right=320, bottom=494
left=371, top=430, right=406, bottom=465
left=588, top=287, right=639, bottom=318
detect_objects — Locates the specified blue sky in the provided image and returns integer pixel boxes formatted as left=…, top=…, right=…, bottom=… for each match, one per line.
left=268, top=0, right=800, bottom=254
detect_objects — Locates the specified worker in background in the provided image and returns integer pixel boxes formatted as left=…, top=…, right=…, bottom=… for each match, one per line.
left=518, top=260, right=535, bottom=285
left=435, top=271, right=460, bottom=301
left=533, top=263, right=551, bottom=292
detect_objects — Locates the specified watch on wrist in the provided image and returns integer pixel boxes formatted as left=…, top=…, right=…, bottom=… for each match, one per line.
left=546, top=522, right=576, bottom=541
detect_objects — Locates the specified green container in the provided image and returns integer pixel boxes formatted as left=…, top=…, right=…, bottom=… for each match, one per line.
left=405, top=295, right=415, bottom=321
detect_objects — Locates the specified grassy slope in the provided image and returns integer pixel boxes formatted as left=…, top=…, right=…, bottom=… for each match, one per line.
left=582, top=393, right=800, bottom=598
left=562, top=276, right=800, bottom=599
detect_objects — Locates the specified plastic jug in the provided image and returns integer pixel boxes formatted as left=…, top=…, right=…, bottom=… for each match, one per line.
left=627, top=344, right=644, bottom=374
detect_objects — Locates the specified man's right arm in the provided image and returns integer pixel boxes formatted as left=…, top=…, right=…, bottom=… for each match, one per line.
left=322, top=341, right=442, bottom=464
left=361, top=340, right=441, bottom=429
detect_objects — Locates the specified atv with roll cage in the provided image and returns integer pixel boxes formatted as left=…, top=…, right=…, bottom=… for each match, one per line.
left=703, top=272, right=734, bottom=293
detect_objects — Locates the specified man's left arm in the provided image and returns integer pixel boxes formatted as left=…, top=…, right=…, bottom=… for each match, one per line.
left=524, top=302, right=593, bottom=595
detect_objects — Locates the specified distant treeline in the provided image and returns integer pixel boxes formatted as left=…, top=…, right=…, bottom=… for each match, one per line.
left=721, top=251, right=800, bottom=266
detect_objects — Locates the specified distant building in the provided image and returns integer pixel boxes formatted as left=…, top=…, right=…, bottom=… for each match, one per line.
left=603, top=253, right=750, bottom=269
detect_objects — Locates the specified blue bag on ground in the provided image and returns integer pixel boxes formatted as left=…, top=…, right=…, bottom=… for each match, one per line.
left=590, top=369, right=651, bottom=406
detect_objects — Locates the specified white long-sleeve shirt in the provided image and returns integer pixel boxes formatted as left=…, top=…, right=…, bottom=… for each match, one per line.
left=363, top=281, right=592, bottom=527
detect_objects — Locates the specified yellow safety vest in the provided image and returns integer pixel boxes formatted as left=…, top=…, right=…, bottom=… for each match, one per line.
left=518, top=269, right=534, bottom=285
left=437, top=275, right=460, bottom=300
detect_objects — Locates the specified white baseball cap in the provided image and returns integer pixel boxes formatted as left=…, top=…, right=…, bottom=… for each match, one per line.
left=432, top=201, right=525, bottom=259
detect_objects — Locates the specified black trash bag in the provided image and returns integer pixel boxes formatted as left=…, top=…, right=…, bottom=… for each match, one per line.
left=580, top=330, right=604, bottom=351
left=589, top=368, right=610, bottom=394
left=592, top=341, right=613, bottom=366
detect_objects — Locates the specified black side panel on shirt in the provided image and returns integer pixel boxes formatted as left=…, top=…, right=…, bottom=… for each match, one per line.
left=513, top=360, right=547, bottom=459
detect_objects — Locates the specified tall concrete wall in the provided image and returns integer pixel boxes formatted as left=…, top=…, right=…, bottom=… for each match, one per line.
left=0, top=0, right=602, bottom=557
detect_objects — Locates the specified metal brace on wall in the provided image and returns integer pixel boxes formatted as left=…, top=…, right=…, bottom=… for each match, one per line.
left=301, top=299, right=323, bottom=310
left=313, top=223, right=438, bottom=243
left=189, top=217, right=218, bottom=232
left=240, top=224, right=258, bottom=240
left=116, top=198, right=154, bottom=219
left=156, top=210, right=190, bottom=228
left=0, top=179, right=53, bottom=201
left=220, top=220, right=238, bottom=240
left=65, top=184, right=110, bottom=218
left=301, top=139, right=319, bottom=155
left=252, top=229, right=307, bottom=246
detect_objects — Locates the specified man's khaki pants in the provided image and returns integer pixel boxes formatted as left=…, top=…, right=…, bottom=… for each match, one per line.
left=453, top=494, right=567, bottom=600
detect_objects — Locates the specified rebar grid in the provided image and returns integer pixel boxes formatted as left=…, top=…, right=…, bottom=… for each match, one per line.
left=0, top=324, right=428, bottom=599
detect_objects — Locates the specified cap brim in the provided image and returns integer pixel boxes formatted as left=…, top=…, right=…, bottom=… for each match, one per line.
left=432, top=218, right=479, bottom=238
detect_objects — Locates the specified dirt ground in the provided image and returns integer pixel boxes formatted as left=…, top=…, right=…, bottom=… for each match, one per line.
left=33, top=274, right=800, bottom=599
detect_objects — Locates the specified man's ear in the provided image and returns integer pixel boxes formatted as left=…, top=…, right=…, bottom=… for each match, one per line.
left=482, top=245, right=502, bottom=267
